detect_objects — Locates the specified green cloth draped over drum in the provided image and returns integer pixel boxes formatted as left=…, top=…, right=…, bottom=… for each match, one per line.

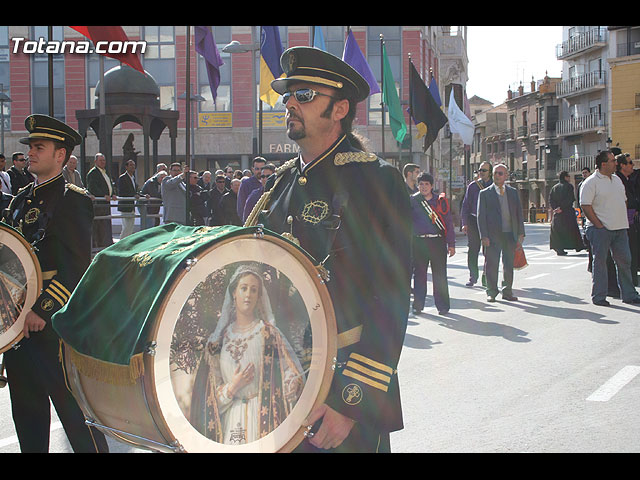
left=51, top=224, right=272, bottom=385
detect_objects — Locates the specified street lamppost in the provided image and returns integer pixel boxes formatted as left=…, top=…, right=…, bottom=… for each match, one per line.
left=0, top=85, right=11, bottom=155
left=222, top=30, right=261, bottom=159
left=179, top=87, right=206, bottom=168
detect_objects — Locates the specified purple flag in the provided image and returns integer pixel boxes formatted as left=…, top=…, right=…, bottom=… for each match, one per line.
left=342, top=30, right=380, bottom=95
left=195, top=26, right=224, bottom=103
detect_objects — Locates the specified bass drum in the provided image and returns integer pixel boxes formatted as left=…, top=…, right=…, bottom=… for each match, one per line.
left=0, top=222, right=42, bottom=354
left=55, top=224, right=336, bottom=453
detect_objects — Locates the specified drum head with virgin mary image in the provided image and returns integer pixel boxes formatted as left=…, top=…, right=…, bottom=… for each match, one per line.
left=0, top=222, right=42, bottom=353
left=150, top=233, right=336, bottom=453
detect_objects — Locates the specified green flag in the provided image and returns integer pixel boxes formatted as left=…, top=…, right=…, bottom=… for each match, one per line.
left=382, top=43, right=407, bottom=144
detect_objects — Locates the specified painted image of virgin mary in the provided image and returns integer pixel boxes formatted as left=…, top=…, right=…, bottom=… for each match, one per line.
left=189, top=264, right=305, bottom=444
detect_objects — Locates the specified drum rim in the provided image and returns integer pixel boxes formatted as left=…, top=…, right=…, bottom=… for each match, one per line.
left=144, top=232, right=337, bottom=453
left=0, top=222, right=43, bottom=354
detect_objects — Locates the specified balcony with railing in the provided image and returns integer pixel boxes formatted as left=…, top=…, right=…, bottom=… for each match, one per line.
left=556, top=113, right=605, bottom=137
left=556, top=71, right=606, bottom=98
left=517, top=126, right=528, bottom=139
left=556, top=28, right=607, bottom=60
left=556, top=155, right=596, bottom=173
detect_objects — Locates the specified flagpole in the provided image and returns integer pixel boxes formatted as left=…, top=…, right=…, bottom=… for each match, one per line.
left=429, top=67, right=434, bottom=173
left=47, top=26, right=54, bottom=116
left=258, top=26, right=263, bottom=157
left=408, top=53, right=412, bottom=156
left=185, top=25, right=191, bottom=225
left=380, top=34, right=385, bottom=157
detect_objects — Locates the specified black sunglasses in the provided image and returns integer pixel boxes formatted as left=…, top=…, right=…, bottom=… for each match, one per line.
left=282, top=88, right=336, bottom=105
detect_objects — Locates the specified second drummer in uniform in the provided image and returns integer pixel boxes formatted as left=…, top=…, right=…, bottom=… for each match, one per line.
left=2, top=114, right=109, bottom=453
left=247, top=47, right=412, bottom=452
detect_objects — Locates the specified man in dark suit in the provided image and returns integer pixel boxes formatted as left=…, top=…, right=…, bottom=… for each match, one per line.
left=7, top=152, right=31, bottom=195
left=477, top=163, right=525, bottom=302
left=86, top=153, right=116, bottom=248
left=116, top=159, right=140, bottom=238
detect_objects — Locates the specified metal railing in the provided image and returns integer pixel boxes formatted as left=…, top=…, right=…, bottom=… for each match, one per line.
left=556, top=70, right=606, bottom=98
left=556, top=113, right=605, bottom=137
left=556, top=155, right=596, bottom=173
left=91, top=196, right=163, bottom=254
left=556, top=27, right=607, bottom=59
left=91, top=196, right=163, bottom=228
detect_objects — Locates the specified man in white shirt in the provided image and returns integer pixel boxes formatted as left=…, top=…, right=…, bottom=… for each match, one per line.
left=116, top=159, right=139, bottom=238
left=0, top=154, right=12, bottom=194
left=580, top=149, right=640, bottom=306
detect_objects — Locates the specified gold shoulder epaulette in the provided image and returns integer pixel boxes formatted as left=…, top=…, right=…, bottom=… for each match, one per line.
left=65, top=183, right=89, bottom=196
left=334, top=152, right=378, bottom=166
left=275, top=158, right=297, bottom=175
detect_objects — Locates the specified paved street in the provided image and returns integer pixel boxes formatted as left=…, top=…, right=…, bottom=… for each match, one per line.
left=1, top=222, right=638, bottom=453
left=393, top=222, right=640, bottom=452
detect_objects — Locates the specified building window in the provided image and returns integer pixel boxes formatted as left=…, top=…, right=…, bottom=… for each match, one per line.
left=367, top=26, right=401, bottom=127
left=312, top=26, right=346, bottom=58
left=30, top=26, right=65, bottom=121
left=87, top=54, right=120, bottom=109
left=143, top=26, right=175, bottom=110
left=199, top=26, right=231, bottom=112
left=0, top=26, right=10, bottom=131
left=143, top=26, right=175, bottom=59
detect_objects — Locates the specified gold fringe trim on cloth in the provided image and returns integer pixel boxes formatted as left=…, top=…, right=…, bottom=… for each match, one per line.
left=64, top=342, right=145, bottom=385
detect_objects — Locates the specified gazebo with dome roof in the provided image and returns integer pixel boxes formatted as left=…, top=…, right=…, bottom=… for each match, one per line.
left=75, top=64, right=179, bottom=182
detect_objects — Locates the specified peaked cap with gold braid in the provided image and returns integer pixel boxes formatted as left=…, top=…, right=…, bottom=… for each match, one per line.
left=20, top=114, right=82, bottom=150
left=271, top=47, right=370, bottom=103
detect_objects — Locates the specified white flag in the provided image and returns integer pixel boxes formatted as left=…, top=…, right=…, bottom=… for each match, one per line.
left=447, top=89, right=475, bottom=145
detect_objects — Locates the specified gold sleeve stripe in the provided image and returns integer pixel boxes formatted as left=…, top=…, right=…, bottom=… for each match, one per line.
left=349, top=352, right=394, bottom=375
left=47, top=283, right=69, bottom=303
left=51, top=279, right=71, bottom=298
left=343, top=369, right=389, bottom=392
left=42, top=270, right=58, bottom=280
left=337, top=325, right=362, bottom=349
left=45, top=288, right=66, bottom=307
left=346, top=360, right=391, bottom=384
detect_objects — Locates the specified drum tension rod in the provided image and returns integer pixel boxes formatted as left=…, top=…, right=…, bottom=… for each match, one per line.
left=84, top=419, right=185, bottom=453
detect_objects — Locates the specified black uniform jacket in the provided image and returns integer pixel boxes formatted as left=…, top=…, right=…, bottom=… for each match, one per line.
left=3, top=174, right=93, bottom=322
left=259, top=135, right=412, bottom=432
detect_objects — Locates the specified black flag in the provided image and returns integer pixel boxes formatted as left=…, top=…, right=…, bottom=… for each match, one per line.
left=409, top=62, right=448, bottom=151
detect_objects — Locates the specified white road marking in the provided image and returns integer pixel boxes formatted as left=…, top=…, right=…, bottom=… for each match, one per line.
left=586, top=366, right=640, bottom=402
left=524, top=273, right=549, bottom=281
left=0, top=421, right=63, bottom=449
left=561, top=261, right=588, bottom=269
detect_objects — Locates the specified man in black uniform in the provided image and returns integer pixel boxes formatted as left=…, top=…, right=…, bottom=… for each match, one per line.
left=247, top=47, right=412, bottom=452
left=2, top=114, right=109, bottom=453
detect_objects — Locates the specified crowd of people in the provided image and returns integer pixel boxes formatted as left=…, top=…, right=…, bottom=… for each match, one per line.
left=1, top=149, right=284, bottom=249
left=404, top=147, right=640, bottom=315
left=405, top=160, right=526, bottom=314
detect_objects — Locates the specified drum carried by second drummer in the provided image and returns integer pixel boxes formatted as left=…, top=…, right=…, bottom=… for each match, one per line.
left=0, top=222, right=43, bottom=355
left=51, top=223, right=336, bottom=453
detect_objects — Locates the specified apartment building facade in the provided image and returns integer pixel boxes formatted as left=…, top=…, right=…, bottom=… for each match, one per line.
left=606, top=26, right=640, bottom=159
left=555, top=26, right=610, bottom=177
